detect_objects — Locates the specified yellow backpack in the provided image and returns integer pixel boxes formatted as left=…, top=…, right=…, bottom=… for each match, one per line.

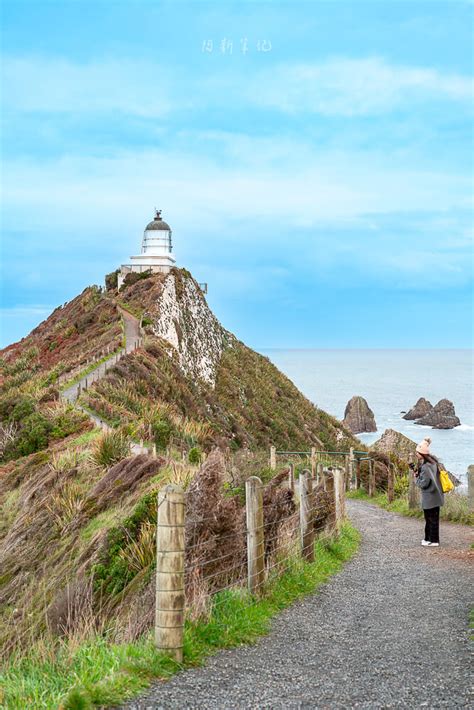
left=439, top=468, right=454, bottom=493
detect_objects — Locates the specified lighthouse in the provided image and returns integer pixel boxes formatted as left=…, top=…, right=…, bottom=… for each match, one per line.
left=118, top=210, right=176, bottom=288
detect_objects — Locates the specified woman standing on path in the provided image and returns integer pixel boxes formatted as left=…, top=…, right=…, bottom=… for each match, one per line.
left=411, top=437, right=444, bottom=547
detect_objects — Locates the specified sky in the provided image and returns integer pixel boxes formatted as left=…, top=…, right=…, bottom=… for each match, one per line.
left=1, top=0, right=473, bottom=348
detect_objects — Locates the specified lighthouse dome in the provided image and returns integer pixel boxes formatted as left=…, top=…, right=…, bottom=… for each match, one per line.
left=145, top=210, right=171, bottom=231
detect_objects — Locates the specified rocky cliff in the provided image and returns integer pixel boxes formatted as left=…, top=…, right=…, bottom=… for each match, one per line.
left=342, top=396, right=377, bottom=434
left=148, top=272, right=233, bottom=387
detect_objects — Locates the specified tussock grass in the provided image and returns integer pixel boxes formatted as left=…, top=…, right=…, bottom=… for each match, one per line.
left=347, top=489, right=473, bottom=526
left=92, top=430, right=130, bottom=468
left=0, top=523, right=360, bottom=710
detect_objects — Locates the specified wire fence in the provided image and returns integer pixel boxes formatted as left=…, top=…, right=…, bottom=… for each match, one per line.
left=154, top=461, right=346, bottom=661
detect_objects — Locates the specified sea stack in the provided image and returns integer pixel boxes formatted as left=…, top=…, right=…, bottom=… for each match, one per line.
left=371, top=428, right=416, bottom=463
left=403, top=397, right=433, bottom=420
left=416, top=399, right=461, bottom=429
left=343, top=396, right=377, bottom=434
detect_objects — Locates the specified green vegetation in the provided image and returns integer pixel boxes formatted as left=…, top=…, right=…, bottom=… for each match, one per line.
left=92, top=430, right=131, bottom=468
left=152, top=416, right=173, bottom=451
left=116, top=299, right=144, bottom=319
left=92, top=492, right=158, bottom=596
left=0, top=397, right=87, bottom=462
left=120, top=270, right=154, bottom=291
left=1, top=523, right=359, bottom=710
left=347, top=489, right=473, bottom=526
left=188, top=446, right=202, bottom=464
left=105, top=269, right=119, bottom=292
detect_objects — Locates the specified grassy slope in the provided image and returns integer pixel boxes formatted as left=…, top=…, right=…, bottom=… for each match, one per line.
left=1, top=523, right=360, bottom=710
left=0, top=287, right=123, bottom=463
left=0, top=286, right=122, bottom=383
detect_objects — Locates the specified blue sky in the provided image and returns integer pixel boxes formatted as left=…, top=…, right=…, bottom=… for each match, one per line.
left=1, top=0, right=473, bottom=348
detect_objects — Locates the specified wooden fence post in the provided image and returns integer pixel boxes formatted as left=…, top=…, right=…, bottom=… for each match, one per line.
left=344, top=452, right=350, bottom=490
left=155, top=484, right=185, bottom=662
left=325, top=472, right=335, bottom=530
left=368, top=460, right=375, bottom=497
left=468, top=465, right=474, bottom=512
left=288, top=463, right=295, bottom=493
left=246, top=476, right=265, bottom=595
left=270, top=446, right=276, bottom=470
left=355, top=458, right=361, bottom=490
left=348, top=447, right=354, bottom=489
left=387, top=463, right=395, bottom=503
left=310, top=446, right=317, bottom=478
left=333, top=467, right=345, bottom=529
left=318, top=462, right=326, bottom=490
left=299, top=470, right=314, bottom=562
left=408, top=470, right=421, bottom=510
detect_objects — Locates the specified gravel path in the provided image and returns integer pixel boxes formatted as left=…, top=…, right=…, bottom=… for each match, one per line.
left=123, top=500, right=473, bottom=710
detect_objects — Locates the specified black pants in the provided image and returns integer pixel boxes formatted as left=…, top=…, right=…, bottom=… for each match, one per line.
left=424, top=506, right=440, bottom=543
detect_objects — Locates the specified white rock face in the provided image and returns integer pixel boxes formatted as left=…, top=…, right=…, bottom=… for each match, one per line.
left=151, top=272, right=233, bottom=387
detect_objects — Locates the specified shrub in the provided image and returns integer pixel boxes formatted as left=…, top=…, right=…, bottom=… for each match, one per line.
left=105, top=269, right=119, bottom=291
left=394, top=473, right=409, bottom=498
left=14, top=412, right=52, bottom=457
left=92, top=430, right=130, bottom=468
left=152, top=417, right=173, bottom=451
left=188, top=446, right=202, bottom=464
left=49, top=407, right=86, bottom=440
left=120, top=270, right=153, bottom=290
left=9, top=395, right=36, bottom=422
left=92, top=492, right=158, bottom=595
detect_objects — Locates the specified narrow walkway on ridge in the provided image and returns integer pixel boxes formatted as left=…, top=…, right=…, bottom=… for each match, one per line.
left=123, top=500, right=473, bottom=709
left=60, top=306, right=141, bottom=405
left=60, top=307, right=143, bottom=447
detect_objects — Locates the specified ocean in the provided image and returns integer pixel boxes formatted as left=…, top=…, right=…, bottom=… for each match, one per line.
left=260, top=349, right=473, bottom=489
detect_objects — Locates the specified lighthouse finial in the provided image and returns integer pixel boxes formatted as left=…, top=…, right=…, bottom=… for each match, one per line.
left=154, top=207, right=162, bottom=220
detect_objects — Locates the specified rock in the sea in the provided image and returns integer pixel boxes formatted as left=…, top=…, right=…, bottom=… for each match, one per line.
left=403, top=397, right=433, bottom=420
left=371, top=428, right=416, bottom=463
left=343, top=396, right=376, bottom=434
left=415, top=398, right=461, bottom=429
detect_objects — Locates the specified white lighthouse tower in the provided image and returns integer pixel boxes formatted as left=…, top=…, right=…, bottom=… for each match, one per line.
left=118, top=209, right=176, bottom=288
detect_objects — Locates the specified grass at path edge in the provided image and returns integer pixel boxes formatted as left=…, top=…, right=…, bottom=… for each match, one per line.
left=346, top=489, right=473, bottom=526
left=0, top=523, right=360, bottom=710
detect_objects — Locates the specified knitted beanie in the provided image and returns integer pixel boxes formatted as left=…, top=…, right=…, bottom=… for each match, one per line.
left=416, top=437, right=431, bottom=455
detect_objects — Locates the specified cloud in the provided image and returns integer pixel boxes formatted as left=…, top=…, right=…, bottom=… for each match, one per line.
left=2, top=57, right=176, bottom=117
left=245, top=57, right=474, bottom=116
left=2, top=143, right=471, bottom=234
left=3, top=54, right=472, bottom=120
